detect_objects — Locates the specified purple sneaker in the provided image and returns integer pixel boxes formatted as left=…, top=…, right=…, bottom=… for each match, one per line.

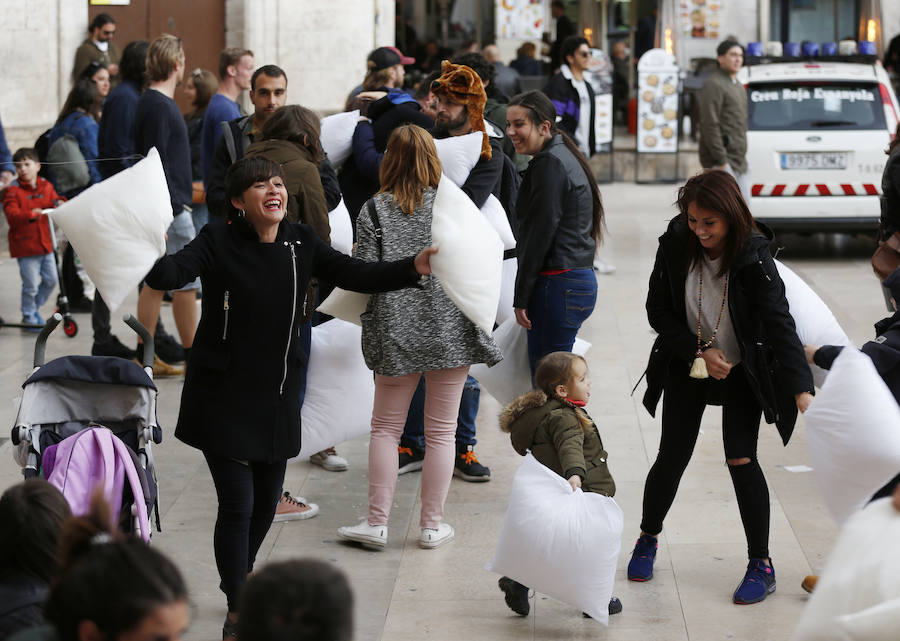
left=733, top=558, right=776, bottom=604
left=627, top=534, right=658, bottom=581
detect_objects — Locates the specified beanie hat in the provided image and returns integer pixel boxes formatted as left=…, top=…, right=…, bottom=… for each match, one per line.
left=430, top=60, right=491, bottom=160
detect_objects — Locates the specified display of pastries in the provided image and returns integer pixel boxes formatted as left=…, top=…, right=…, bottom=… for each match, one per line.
left=642, top=90, right=655, bottom=103
left=644, top=135, right=657, bottom=147
left=643, top=118, right=655, bottom=130
left=661, top=126, right=674, bottom=139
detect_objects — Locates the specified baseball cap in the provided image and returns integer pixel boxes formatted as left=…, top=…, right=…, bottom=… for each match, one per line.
left=368, top=46, right=415, bottom=71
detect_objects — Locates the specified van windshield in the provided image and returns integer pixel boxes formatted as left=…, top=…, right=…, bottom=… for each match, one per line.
left=747, top=82, right=885, bottom=131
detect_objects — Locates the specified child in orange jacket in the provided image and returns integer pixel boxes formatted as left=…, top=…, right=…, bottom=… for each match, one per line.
left=2, top=148, right=62, bottom=327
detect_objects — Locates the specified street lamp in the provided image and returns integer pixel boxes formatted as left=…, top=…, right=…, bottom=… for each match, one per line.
left=654, top=0, right=679, bottom=64
left=858, top=0, right=883, bottom=59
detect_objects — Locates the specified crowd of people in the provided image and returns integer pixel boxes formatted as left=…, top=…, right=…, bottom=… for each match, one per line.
left=1, top=10, right=900, bottom=641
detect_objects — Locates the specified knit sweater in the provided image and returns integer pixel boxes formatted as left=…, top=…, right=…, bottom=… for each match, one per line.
left=355, top=188, right=502, bottom=376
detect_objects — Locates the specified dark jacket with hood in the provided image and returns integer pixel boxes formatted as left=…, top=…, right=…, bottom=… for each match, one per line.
left=500, top=390, right=615, bottom=496
left=543, top=66, right=597, bottom=156
left=145, top=218, right=421, bottom=463
left=513, top=134, right=596, bottom=308
left=339, top=90, right=434, bottom=230
left=642, top=218, right=814, bottom=445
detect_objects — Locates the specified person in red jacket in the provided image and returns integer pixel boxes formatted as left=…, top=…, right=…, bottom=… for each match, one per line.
left=2, top=148, right=62, bottom=328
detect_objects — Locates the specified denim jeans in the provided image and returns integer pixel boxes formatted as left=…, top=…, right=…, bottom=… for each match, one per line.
left=191, top=203, right=209, bottom=234
left=399, top=375, right=480, bottom=451
left=18, top=253, right=57, bottom=321
left=526, top=268, right=597, bottom=376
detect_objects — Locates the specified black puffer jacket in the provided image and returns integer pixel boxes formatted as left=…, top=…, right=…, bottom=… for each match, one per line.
left=513, top=134, right=596, bottom=308
left=145, top=218, right=421, bottom=463
left=642, top=218, right=814, bottom=445
left=339, top=92, right=433, bottom=230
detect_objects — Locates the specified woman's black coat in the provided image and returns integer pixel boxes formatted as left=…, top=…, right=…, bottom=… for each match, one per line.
left=642, top=218, right=814, bottom=445
left=145, top=218, right=420, bottom=463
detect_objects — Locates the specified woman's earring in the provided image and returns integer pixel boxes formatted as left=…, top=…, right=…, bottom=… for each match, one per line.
left=239, top=209, right=245, bottom=218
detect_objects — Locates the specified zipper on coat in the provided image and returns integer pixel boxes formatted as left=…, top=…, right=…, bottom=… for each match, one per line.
left=279, top=242, right=298, bottom=396
left=222, top=290, right=230, bottom=341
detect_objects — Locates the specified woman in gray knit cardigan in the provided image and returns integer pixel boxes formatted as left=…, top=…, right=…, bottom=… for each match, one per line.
left=337, top=124, right=501, bottom=551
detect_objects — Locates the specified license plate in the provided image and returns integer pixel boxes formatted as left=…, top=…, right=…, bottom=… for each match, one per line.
left=780, top=152, right=848, bottom=170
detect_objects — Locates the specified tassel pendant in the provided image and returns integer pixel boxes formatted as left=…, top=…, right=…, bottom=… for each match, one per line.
left=689, top=355, right=708, bottom=379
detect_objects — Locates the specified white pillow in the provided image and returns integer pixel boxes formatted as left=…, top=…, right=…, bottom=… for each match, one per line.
left=431, top=174, right=503, bottom=334
left=496, top=258, right=517, bottom=326
left=804, top=347, right=900, bottom=525
left=485, top=453, right=623, bottom=624
left=792, top=498, right=900, bottom=641
left=775, top=260, right=852, bottom=388
left=316, top=288, right=368, bottom=326
left=481, top=194, right=516, bottom=250
left=297, top=319, right=374, bottom=458
left=471, top=318, right=591, bottom=406
left=328, top=198, right=353, bottom=256
left=319, top=110, right=359, bottom=169
left=50, top=148, right=173, bottom=313
left=433, top=132, right=482, bottom=187
left=433, top=134, right=516, bottom=250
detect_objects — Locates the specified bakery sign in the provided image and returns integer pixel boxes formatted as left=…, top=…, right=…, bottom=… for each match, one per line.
left=636, top=48, right=679, bottom=154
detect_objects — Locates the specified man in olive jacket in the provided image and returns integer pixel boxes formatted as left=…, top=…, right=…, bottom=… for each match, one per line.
left=699, top=40, right=749, bottom=202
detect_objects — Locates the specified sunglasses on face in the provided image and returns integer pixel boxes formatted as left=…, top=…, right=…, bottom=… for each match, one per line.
left=101, top=29, right=115, bottom=37
left=576, top=50, right=590, bottom=58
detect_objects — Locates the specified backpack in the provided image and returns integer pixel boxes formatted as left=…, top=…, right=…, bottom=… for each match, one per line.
left=44, top=425, right=152, bottom=541
left=46, top=115, right=91, bottom=194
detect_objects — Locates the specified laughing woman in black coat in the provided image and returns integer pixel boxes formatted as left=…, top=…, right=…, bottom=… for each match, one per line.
left=144, top=156, right=436, bottom=638
left=627, top=170, right=814, bottom=606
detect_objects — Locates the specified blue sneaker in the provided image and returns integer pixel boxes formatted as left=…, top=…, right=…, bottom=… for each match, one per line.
left=733, top=558, right=776, bottom=604
left=627, top=534, right=658, bottom=581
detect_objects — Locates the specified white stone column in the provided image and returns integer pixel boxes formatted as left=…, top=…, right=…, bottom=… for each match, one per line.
left=0, top=0, right=85, bottom=150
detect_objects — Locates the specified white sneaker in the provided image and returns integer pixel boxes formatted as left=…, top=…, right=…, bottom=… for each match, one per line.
left=309, top=447, right=349, bottom=472
left=337, top=521, right=387, bottom=549
left=593, top=256, right=616, bottom=274
left=419, top=522, right=454, bottom=549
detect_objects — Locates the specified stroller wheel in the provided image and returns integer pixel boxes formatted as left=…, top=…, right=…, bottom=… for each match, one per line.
left=63, top=318, right=78, bottom=337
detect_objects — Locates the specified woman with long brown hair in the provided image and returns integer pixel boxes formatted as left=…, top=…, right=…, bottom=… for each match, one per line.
left=506, top=90, right=603, bottom=376
left=337, top=124, right=500, bottom=551
left=629, top=170, right=814, bottom=605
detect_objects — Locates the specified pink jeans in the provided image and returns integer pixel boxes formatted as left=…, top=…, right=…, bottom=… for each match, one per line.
left=368, top=366, right=469, bottom=529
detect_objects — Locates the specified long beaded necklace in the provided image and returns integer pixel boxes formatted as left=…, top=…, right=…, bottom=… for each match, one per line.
left=689, top=267, right=729, bottom=379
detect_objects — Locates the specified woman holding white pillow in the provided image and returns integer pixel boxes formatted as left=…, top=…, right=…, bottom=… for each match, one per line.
left=506, top=91, right=603, bottom=375
left=143, top=156, right=435, bottom=635
left=337, top=125, right=501, bottom=551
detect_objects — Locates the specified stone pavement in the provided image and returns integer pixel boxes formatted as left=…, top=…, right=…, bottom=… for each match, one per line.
left=0, top=182, right=886, bottom=641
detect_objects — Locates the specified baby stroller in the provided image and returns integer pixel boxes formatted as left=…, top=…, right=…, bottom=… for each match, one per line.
left=10, top=313, right=161, bottom=538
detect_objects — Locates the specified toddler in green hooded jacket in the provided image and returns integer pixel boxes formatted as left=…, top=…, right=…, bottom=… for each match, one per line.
left=496, top=351, right=620, bottom=617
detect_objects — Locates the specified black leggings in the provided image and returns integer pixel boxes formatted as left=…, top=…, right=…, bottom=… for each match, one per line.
left=204, top=452, right=286, bottom=611
left=640, top=363, right=771, bottom=559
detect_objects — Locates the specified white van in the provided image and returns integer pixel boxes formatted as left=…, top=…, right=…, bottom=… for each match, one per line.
left=739, top=60, right=900, bottom=232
